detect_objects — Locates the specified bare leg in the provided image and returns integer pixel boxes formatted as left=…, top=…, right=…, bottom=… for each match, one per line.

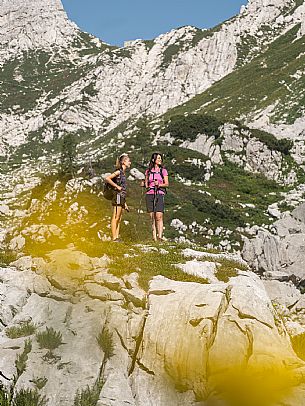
left=149, top=212, right=157, bottom=241
left=111, top=206, right=123, bottom=240
left=155, top=212, right=164, bottom=241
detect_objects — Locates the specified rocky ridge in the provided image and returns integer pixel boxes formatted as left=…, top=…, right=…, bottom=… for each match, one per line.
left=0, top=0, right=88, bottom=64
left=1, top=0, right=304, bottom=160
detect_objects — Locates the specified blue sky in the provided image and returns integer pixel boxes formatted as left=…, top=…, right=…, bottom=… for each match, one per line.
left=62, top=0, right=247, bottom=46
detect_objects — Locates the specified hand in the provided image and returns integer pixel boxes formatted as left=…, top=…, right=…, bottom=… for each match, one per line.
left=125, top=203, right=130, bottom=212
left=154, top=180, right=159, bottom=187
left=116, top=185, right=122, bottom=192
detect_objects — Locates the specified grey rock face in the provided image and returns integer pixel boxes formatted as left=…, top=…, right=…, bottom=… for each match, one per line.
left=1, top=258, right=305, bottom=405
left=0, top=0, right=78, bottom=63
left=242, top=202, right=305, bottom=287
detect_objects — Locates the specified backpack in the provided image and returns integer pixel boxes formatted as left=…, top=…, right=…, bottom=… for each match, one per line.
left=103, top=170, right=121, bottom=200
left=103, top=181, right=115, bottom=200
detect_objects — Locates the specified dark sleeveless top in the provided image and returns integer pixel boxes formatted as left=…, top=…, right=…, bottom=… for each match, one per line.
left=116, top=169, right=127, bottom=198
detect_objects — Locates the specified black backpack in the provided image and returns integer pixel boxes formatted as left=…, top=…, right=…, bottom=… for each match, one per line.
left=103, top=170, right=121, bottom=200
left=103, top=182, right=115, bottom=200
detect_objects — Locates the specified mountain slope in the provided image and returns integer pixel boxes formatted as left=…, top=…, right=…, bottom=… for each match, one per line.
left=1, top=0, right=304, bottom=163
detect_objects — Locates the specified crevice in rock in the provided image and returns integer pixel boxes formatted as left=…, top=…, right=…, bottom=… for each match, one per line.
left=195, top=303, right=208, bottom=308
left=0, top=370, right=10, bottom=381
left=231, top=304, right=273, bottom=329
left=287, top=299, right=300, bottom=311
left=206, top=286, right=232, bottom=378
left=128, top=311, right=149, bottom=377
left=149, top=289, right=175, bottom=296
left=227, top=317, right=247, bottom=334
left=0, top=318, right=8, bottom=327
left=245, top=326, right=254, bottom=365
left=115, top=327, right=133, bottom=357
left=136, top=359, right=155, bottom=376
left=207, top=286, right=232, bottom=350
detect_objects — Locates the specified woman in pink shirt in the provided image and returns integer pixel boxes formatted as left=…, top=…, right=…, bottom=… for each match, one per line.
left=145, top=153, right=169, bottom=242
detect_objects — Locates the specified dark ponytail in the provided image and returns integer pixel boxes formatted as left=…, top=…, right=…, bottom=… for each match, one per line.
left=148, top=152, right=163, bottom=171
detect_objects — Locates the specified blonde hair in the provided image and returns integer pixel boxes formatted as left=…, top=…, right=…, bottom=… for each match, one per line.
left=116, top=153, right=129, bottom=169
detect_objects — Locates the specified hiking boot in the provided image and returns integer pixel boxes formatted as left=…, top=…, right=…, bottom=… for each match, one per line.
left=113, top=238, right=122, bottom=243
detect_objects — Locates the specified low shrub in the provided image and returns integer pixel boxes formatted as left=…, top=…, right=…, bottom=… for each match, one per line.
left=161, top=114, right=223, bottom=142
left=73, top=379, right=103, bottom=406
left=12, top=388, right=47, bottom=406
left=0, top=383, right=10, bottom=406
left=250, top=128, right=293, bottom=155
left=15, top=339, right=32, bottom=378
left=6, top=321, right=37, bottom=339
left=97, top=328, right=114, bottom=360
left=36, top=327, right=63, bottom=351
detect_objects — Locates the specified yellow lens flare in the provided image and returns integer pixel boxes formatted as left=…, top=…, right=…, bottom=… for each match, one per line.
left=206, top=363, right=300, bottom=406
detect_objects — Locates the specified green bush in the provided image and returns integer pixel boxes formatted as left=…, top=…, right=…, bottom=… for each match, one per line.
left=12, top=388, right=47, bottom=406
left=250, top=129, right=293, bottom=155
left=191, top=194, right=245, bottom=228
left=161, top=114, right=223, bottom=141
left=36, top=327, right=63, bottom=351
left=97, top=328, right=114, bottom=360
left=15, top=339, right=32, bottom=378
left=6, top=321, right=37, bottom=339
left=74, top=379, right=103, bottom=406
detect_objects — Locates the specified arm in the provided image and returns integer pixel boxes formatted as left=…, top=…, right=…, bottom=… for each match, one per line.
left=105, top=170, right=122, bottom=191
left=145, top=171, right=149, bottom=189
left=157, top=176, right=169, bottom=188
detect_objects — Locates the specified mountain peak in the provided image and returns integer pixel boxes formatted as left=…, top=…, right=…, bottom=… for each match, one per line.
left=0, top=0, right=78, bottom=63
left=242, top=0, right=302, bottom=14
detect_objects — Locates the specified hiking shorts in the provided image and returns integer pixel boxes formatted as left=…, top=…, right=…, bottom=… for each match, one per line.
left=146, top=194, right=165, bottom=213
left=112, top=193, right=126, bottom=208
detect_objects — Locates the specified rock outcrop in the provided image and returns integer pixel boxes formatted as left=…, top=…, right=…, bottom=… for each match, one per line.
left=0, top=0, right=79, bottom=64
left=0, top=250, right=305, bottom=405
left=242, top=202, right=305, bottom=287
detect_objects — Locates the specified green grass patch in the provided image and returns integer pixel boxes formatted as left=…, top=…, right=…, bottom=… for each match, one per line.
left=0, top=250, right=17, bottom=266
left=6, top=321, right=37, bottom=339
left=107, top=243, right=208, bottom=290
left=215, top=259, right=245, bottom=282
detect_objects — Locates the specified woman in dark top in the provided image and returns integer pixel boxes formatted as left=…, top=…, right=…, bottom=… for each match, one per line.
left=145, top=153, right=169, bottom=242
left=106, top=153, right=131, bottom=242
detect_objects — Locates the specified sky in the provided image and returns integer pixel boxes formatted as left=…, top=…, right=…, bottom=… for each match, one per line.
left=61, top=0, right=247, bottom=47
